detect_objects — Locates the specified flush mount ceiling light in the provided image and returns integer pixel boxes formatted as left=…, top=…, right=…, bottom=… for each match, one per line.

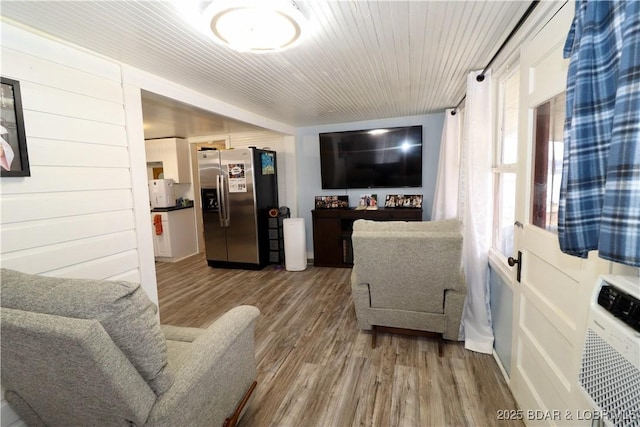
left=203, top=0, right=305, bottom=53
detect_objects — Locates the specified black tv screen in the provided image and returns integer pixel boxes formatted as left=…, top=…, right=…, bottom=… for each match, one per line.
left=319, top=125, right=423, bottom=189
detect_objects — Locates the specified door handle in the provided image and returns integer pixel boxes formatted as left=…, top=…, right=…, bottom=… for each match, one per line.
left=220, top=174, right=230, bottom=227
left=508, top=250, right=522, bottom=283
left=216, top=175, right=225, bottom=227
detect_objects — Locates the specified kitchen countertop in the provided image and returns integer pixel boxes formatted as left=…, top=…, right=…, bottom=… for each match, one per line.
left=151, top=204, right=194, bottom=212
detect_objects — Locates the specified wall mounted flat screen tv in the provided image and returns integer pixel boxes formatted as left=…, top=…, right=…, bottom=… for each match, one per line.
left=319, top=125, right=423, bottom=189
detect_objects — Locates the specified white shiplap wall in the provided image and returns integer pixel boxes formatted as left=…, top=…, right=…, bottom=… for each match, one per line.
left=0, top=23, right=148, bottom=427
left=0, top=25, right=140, bottom=282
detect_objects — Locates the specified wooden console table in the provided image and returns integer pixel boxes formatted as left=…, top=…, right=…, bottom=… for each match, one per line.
left=312, top=208, right=423, bottom=268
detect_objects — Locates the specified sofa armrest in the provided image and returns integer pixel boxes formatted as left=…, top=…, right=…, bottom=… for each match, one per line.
left=443, top=289, right=466, bottom=341
left=161, top=324, right=203, bottom=342
left=147, top=305, right=260, bottom=427
left=351, top=268, right=373, bottom=330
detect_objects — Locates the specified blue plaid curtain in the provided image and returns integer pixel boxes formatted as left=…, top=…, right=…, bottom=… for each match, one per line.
left=559, top=0, right=640, bottom=267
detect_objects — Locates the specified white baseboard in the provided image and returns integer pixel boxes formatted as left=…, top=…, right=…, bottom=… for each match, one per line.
left=492, top=349, right=511, bottom=386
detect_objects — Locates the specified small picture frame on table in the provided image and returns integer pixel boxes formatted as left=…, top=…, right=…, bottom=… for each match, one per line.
left=384, top=194, right=422, bottom=208
left=315, top=195, right=349, bottom=209
left=355, top=194, right=378, bottom=210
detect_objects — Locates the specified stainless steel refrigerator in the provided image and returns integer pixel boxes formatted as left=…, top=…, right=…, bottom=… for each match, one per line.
left=198, top=147, right=278, bottom=269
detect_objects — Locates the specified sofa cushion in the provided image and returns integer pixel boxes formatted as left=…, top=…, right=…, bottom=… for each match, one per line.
left=0, top=268, right=173, bottom=395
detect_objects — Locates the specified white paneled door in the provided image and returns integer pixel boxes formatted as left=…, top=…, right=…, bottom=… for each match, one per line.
left=509, top=3, right=611, bottom=426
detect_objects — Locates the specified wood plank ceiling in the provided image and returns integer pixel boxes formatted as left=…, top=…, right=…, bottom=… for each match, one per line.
left=1, top=1, right=532, bottom=129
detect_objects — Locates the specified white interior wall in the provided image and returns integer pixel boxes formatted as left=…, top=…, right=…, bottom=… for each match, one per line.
left=121, top=66, right=295, bottom=136
left=0, top=24, right=143, bottom=283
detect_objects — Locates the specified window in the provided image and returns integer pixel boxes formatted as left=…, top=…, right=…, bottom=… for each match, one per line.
left=532, top=92, right=565, bottom=232
left=493, top=69, right=519, bottom=259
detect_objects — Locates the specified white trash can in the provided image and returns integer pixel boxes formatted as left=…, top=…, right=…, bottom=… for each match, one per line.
left=283, top=218, right=307, bottom=271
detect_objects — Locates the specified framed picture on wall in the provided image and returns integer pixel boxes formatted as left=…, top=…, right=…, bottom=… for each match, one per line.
left=1, top=77, right=30, bottom=177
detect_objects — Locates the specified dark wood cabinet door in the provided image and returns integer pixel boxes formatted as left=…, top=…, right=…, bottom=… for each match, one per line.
left=312, top=214, right=343, bottom=267
left=312, top=209, right=422, bottom=268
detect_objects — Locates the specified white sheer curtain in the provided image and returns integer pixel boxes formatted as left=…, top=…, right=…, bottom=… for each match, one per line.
left=431, top=108, right=460, bottom=220
left=459, top=70, right=494, bottom=354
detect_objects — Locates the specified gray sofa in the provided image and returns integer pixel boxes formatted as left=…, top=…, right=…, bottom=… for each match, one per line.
left=350, top=219, right=466, bottom=346
left=0, top=268, right=259, bottom=427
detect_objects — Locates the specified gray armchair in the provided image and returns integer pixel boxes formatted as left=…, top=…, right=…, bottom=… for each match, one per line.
left=350, top=219, right=466, bottom=351
left=0, top=268, right=259, bottom=427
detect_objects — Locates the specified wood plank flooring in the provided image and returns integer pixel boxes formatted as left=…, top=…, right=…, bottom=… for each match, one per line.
left=156, top=254, right=523, bottom=427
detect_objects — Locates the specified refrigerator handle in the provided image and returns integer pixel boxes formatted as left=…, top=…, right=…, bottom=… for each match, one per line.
left=216, top=174, right=225, bottom=227
left=222, top=174, right=231, bottom=227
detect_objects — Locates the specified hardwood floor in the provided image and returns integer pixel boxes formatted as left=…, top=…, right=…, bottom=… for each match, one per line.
left=156, top=254, right=523, bottom=427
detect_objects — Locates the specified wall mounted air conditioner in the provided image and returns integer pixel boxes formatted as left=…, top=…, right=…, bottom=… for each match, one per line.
left=579, top=274, right=640, bottom=427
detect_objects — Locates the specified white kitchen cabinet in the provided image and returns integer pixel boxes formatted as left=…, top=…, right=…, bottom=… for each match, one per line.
left=151, top=208, right=198, bottom=262
left=152, top=213, right=172, bottom=257
left=145, top=138, right=191, bottom=183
